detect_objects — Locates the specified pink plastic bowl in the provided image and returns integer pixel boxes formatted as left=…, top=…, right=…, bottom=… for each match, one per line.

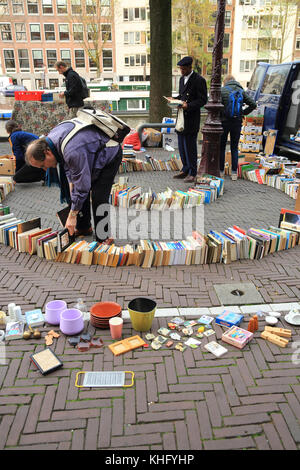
left=60, top=308, right=84, bottom=336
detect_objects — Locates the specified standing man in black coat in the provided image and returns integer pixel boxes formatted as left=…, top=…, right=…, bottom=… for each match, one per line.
left=55, top=61, right=84, bottom=118
left=173, top=56, right=208, bottom=183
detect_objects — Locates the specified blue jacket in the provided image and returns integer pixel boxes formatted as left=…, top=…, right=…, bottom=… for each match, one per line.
left=9, top=130, right=38, bottom=171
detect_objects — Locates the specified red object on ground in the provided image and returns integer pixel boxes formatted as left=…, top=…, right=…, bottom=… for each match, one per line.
left=123, top=131, right=141, bottom=151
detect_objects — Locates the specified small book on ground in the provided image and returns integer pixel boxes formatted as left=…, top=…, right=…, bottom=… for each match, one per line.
left=30, top=347, right=63, bottom=375
left=204, top=341, right=228, bottom=357
left=57, top=228, right=75, bottom=252
left=25, top=309, right=44, bottom=327
left=5, top=321, right=24, bottom=340
left=56, top=206, right=70, bottom=227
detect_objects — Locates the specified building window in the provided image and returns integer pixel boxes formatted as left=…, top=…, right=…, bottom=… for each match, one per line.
left=100, top=0, right=110, bottom=16
left=18, top=48, right=29, bottom=69
left=0, top=0, right=9, bottom=15
left=86, top=0, right=96, bottom=15
left=15, top=23, right=26, bottom=41
left=223, top=33, right=230, bottom=50
left=296, top=37, right=300, bottom=50
left=124, top=54, right=147, bottom=67
left=73, top=23, right=83, bottom=41
left=46, top=49, right=57, bottom=68
left=30, top=24, right=41, bottom=41
left=27, top=0, right=38, bottom=14
left=57, top=0, right=67, bottom=14
left=49, top=78, right=59, bottom=89
left=59, top=23, right=69, bottom=40
left=207, top=34, right=214, bottom=52
left=12, top=0, right=24, bottom=14
left=127, top=99, right=146, bottom=111
left=74, top=49, right=85, bottom=67
left=60, top=49, right=71, bottom=66
left=101, top=24, right=112, bottom=41
left=123, top=7, right=146, bottom=21
left=102, top=49, right=112, bottom=70
left=88, top=50, right=97, bottom=69
left=239, top=59, right=256, bottom=73
left=71, top=0, right=81, bottom=14
left=124, top=31, right=145, bottom=45
left=271, top=37, right=281, bottom=50
left=0, top=23, right=12, bottom=41
left=86, top=24, right=97, bottom=41
left=225, top=11, right=231, bottom=27
left=32, top=49, right=43, bottom=68
left=42, top=0, right=53, bottom=14
left=44, top=23, right=55, bottom=40
left=4, top=49, right=15, bottom=70
left=222, top=58, right=228, bottom=75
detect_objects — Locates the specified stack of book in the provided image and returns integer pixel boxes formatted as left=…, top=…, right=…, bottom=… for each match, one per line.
left=118, top=154, right=183, bottom=174
left=1, top=205, right=300, bottom=267
left=109, top=176, right=224, bottom=211
left=240, top=157, right=300, bottom=201
left=0, top=177, right=14, bottom=203
left=239, top=116, right=264, bottom=153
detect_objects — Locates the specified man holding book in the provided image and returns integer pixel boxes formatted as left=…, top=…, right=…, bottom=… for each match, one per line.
left=173, top=56, right=208, bottom=183
left=25, top=123, right=123, bottom=242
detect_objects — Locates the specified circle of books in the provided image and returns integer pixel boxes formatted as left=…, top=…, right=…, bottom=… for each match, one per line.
left=90, top=301, right=122, bottom=329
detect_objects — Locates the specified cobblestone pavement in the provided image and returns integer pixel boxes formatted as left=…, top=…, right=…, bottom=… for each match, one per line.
left=0, top=144, right=300, bottom=450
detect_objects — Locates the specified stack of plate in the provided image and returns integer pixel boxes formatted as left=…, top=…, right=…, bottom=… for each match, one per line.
left=90, top=301, right=122, bottom=329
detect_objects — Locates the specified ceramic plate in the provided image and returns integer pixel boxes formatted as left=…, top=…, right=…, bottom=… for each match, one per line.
left=268, top=311, right=281, bottom=318
left=284, top=314, right=300, bottom=326
left=265, top=316, right=278, bottom=325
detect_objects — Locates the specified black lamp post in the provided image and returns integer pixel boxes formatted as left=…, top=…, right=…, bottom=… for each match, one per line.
left=198, top=0, right=226, bottom=177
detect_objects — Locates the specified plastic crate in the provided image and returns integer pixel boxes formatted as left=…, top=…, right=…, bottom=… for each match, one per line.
left=41, top=93, right=53, bottom=102
left=15, top=91, right=44, bottom=101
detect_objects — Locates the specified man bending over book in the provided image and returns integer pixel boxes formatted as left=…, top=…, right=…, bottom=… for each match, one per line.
left=25, top=123, right=123, bottom=242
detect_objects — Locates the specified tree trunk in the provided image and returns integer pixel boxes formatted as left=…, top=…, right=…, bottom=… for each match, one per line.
left=149, top=0, right=172, bottom=122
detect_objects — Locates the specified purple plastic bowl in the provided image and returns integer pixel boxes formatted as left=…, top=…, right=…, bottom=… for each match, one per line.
left=60, top=308, right=84, bottom=336
left=45, top=300, right=67, bottom=325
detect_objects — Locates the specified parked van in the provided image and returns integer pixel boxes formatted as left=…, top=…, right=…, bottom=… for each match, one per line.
left=0, top=76, right=13, bottom=92
left=247, top=61, right=300, bottom=160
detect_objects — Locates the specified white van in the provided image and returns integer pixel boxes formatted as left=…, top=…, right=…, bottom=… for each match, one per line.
left=0, top=76, right=13, bottom=92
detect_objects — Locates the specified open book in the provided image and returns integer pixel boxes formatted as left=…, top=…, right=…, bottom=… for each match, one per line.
left=163, top=96, right=183, bottom=107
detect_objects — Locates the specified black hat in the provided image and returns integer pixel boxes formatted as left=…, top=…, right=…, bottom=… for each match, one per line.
left=177, top=56, right=193, bottom=67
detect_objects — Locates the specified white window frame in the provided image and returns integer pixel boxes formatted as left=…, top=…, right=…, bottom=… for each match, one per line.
left=46, top=48, right=57, bottom=69
left=15, top=22, right=27, bottom=41
left=56, top=0, right=68, bottom=14
left=12, top=0, right=24, bottom=15
left=0, top=22, right=12, bottom=41
left=44, top=23, right=55, bottom=41
left=0, top=0, right=9, bottom=15
left=127, top=99, right=146, bottom=111
left=29, top=23, right=41, bottom=41
left=27, top=0, right=39, bottom=14
left=102, top=48, right=113, bottom=71
left=3, top=48, right=16, bottom=71
left=74, top=48, right=85, bottom=68
left=32, top=48, right=44, bottom=69
left=17, top=48, right=30, bottom=71
left=42, top=0, right=53, bottom=15
left=60, top=48, right=71, bottom=66
left=58, top=23, right=70, bottom=41
left=71, top=0, right=81, bottom=15
left=101, top=23, right=112, bottom=42
left=73, top=23, right=83, bottom=41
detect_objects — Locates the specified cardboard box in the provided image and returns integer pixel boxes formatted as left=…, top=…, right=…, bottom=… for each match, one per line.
left=222, top=326, right=253, bottom=349
left=0, top=158, right=15, bottom=176
left=162, top=133, right=178, bottom=149
left=215, top=310, right=244, bottom=328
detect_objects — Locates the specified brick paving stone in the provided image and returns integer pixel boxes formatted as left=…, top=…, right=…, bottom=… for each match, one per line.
left=278, top=403, right=300, bottom=443
left=186, top=410, right=202, bottom=450
left=204, top=436, right=255, bottom=450
left=162, top=432, right=177, bottom=450
left=175, top=421, right=190, bottom=450
left=271, top=412, right=298, bottom=450
left=213, top=424, right=263, bottom=438
left=262, top=422, right=284, bottom=450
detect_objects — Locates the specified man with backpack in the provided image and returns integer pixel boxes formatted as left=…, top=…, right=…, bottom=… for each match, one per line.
left=55, top=61, right=88, bottom=118
left=220, top=75, right=257, bottom=180
left=25, top=122, right=123, bottom=242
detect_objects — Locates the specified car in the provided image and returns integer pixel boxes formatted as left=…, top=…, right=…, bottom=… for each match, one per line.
left=1, top=85, right=27, bottom=97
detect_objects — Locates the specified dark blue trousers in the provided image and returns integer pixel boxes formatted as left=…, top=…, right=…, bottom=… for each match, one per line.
left=177, top=132, right=198, bottom=177
left=220, top=119, right=242, bottom=172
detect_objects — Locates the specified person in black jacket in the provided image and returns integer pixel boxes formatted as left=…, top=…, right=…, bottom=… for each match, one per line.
left=220, top=75, right=257, bottom=180
left=55, top=61, right=84, bottom=118
left=173, top=56, right=208, bottom=183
